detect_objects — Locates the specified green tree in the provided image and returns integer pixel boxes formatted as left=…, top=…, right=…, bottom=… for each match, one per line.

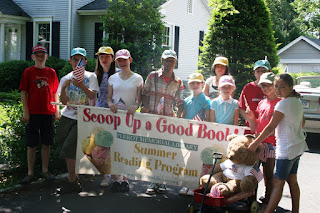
left=101, top=0, right=165, bottom=77
left=266, top=0, right=301, bottom=49
left=198, top=0, right=279, bottom=97
left=293, top=0, right=320, bottom=38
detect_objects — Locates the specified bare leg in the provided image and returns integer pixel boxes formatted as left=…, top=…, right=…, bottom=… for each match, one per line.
left=41, top=144, right=50, bottom=173
left=263, top=158, right=275, bottom=203
left=287, top=174, right=300, bottom=213
left=265, top=178, right=285, bottom=213
left=65, top=158, right=77, bottom=182
left=27, top=147, right=36, bottom=176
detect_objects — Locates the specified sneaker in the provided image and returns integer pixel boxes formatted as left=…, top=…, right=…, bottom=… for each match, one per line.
left=146, top=183, right=158, bottom=195
left=42, top=172, right=56, bottom=181
left=157, top=184, right=166, bottom=194
left=120, top=181, right=129, bottom=192
left=187, top=189, right=194, bottom=196
left=110, top=181, right=121, bottom=193
left=56, top=181, right=82, bottom=194
left=20, top=175, right=35, bottom=185
left=100, top=176, right=112, bottom=187
left=179, top=187, right=189, bottom=195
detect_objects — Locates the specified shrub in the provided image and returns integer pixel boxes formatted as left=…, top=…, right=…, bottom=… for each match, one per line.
left=0, top=60, right=31, bottom=92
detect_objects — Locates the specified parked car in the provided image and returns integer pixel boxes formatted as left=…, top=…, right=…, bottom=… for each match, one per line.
left=293, top=76, right=320, bottom=133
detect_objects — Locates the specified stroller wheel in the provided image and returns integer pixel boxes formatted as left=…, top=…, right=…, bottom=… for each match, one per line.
left=250, top=201, right=259, bottom=213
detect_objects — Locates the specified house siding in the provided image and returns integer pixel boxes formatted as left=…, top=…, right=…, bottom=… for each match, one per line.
left=13, top=0, right=93, bottom=60
left=79, top=15, right=103, bottom=58
left=279, top=40, right=320, bottom=59
left=160, top=0, right=210, bottom=80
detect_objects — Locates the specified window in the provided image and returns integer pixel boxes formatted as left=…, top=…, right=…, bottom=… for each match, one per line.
left=187, top=0, right=193, bottom=14
left=162, top=25, right=173, bottom=48
left=33, top=18, right=52, bottom=55
left=4, top=24, right=21, bottom=61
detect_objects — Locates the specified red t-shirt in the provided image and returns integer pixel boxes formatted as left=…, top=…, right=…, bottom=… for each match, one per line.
left=19, top=66, right=59, bottom=114
left=255, top=98, right=281, bottom=146
left=239, top=81, right=267, bottom=133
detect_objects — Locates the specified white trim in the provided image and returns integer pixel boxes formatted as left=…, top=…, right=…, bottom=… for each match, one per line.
left=0, top=14, right=30, bottom=24
left=68, top=0, right=72, bottom=58
left=278, top=35, right=320, bottom=55
left=279, top=59, right=320, bottom=64
left=77, top=10, right=106, bottom=15
left=187, top=0, right=194, bottom=15
left=0, top=23, right=4, bottom=62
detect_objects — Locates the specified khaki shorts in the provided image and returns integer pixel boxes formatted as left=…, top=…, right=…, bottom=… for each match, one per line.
left=57, top=116, right=77, bottom=159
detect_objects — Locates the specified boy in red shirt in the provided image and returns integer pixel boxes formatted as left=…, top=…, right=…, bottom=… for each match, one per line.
left=19, top=45, right=59, bottom=184
left=238, top=60, right=270, bottom=134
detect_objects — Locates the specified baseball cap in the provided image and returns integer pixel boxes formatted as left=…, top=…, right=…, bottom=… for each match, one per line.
left=188, top=73, right=204, bottom=83
left=162, top=50, right=177, bottom=60
left=115, top=49, right=131, bottom=60
left=213, top=56, right=229, bottom=67
left=32, top=45, right=47, bottom=54
left=254, top=60, right=271, bottom=71
left=219, top=75, right=235, bottom=87
left=258, top=72, right=275, bottom=85
left=95, top=46, right=114, bottom=56
left=71, top=47, right=87, bottom=57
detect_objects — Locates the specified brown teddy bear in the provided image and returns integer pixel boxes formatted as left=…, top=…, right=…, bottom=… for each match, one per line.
left=199, top=134, right=262, bottom=197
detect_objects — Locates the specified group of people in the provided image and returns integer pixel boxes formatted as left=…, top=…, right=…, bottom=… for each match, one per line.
left=19, top=44, right=307, bottom=213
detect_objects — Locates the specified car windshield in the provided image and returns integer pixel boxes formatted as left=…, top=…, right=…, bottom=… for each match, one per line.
left=297, top=76, right=320, bottom=89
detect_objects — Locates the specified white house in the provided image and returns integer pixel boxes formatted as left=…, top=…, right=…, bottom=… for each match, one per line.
left=0, top=0, right=211, bottom=80
left=278, top=35, right=320, bottom=73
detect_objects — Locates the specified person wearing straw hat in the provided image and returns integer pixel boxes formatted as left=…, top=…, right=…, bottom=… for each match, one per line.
left=238, top=59, right=271, bottom=134
left=56, top=47, right=99, bottom=194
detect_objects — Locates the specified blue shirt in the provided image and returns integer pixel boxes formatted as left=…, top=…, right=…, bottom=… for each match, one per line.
left=211, top=96, right=238, bottom=125
left=184, top=93, right=211, bottom=120
left=96, top=72, right=109, bottom=108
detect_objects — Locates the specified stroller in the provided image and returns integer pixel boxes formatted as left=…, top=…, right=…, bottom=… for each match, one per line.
left=187, top=152, right=259, bottom=213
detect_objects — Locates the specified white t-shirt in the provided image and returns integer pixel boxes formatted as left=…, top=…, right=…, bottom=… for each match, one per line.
left=58, top=71, right=99, bottom=120
left=220, top=159, right=253, bottom=180
left=108, top=72, right=143, bottom=110
left=205, top=76, right=220, bottom=98
left=275, top=97, right=308, bottom=159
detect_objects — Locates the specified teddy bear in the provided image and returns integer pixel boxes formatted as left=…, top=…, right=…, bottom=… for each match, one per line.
left=199, top=134, right=262, bottom=197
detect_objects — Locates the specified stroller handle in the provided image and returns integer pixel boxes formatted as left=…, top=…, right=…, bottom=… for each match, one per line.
left=212, top=152, right=222, bottom=160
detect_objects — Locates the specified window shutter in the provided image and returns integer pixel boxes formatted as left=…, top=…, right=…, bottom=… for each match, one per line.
left=199, top=30, right=204, bottom=55
left=52, top=22, right=60, bottom=58
left=26, top=22, right=33, bottom=61
left=174, top=26, right=180, bottom=69
left=95, top=23, right=103, bottom=57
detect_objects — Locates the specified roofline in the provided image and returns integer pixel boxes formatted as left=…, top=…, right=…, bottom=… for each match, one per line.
left=0, top=13, right=30, bottom=23
left=77, top=10, right=106, bottom=16
left=278, top=35, right=320, bottom=55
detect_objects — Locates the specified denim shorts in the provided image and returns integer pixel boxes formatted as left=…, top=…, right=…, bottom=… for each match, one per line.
left=25, top=114, right=55, bottom=147
left=274, top=155, right=301, bottom=180
left=57, top=116, right=78, bottom=159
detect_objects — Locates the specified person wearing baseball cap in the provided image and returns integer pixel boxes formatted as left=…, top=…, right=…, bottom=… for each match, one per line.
left=141, top=49, right=184, bottom=195
left=238, top=59, right=272, bottom=134
left=94, top=46, right=117, bottom=187
left=246, top=71, right=280, bottom=205
left=18, top=45, right=59, bottom=184
left=204, top=56, right=230, bottom=100
left=56, top=48, right=99, bottom=193
left=178, top=72, right=211, bottom=196
left=210, top=75, right=239, bottom=125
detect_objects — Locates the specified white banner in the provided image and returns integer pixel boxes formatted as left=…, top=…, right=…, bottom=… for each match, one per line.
left=76, top=105, right=245, bottom=189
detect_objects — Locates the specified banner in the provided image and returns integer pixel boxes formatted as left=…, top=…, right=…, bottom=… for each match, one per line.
left=76, top=105, right=245, bottom=189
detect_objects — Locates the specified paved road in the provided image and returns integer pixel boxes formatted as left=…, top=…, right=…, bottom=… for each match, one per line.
left=1, top=134, right=319, bottom=213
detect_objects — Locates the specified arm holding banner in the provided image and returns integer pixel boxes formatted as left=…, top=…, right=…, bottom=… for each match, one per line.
left=141, top=73, right=152, bottom=113
left=107, top=83, right=117, bottom=113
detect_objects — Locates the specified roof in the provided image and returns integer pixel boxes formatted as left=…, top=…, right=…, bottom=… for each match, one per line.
left=278, top=35, right=320, bottom=55
left=78, top=0, right=168, bottom=11
left=0, top=0, right=30, bottom=17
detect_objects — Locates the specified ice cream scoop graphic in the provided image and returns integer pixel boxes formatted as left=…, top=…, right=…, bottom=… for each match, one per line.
left=82, top=128, right=113, bottom=174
